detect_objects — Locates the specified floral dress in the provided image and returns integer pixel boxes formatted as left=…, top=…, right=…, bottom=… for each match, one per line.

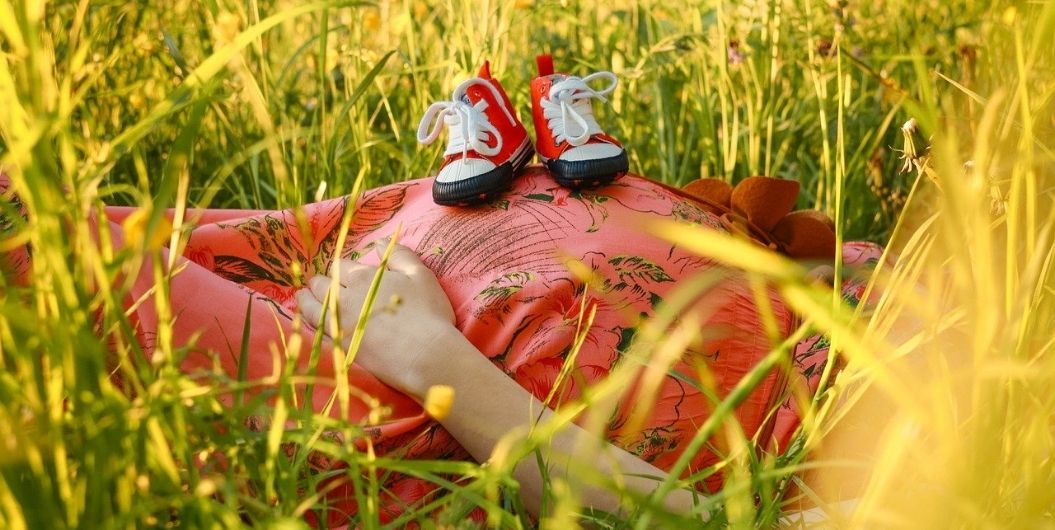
left=1, top=168, right=882, bottom=526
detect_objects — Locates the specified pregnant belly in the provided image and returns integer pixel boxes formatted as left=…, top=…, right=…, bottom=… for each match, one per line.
left=178, top=166, right=794, bottom=481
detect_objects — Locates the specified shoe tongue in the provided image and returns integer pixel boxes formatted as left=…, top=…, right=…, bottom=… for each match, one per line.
left=536, top=54, right=554, bottom=76
left=546, top=74, right=569, bottom=95
left=478, top=60, right=492, bottom=79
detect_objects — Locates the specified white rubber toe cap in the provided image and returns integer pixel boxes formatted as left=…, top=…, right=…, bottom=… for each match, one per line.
left=436, top=158, right=498, bottom=183
left=559, top=142, right=624, bottom=162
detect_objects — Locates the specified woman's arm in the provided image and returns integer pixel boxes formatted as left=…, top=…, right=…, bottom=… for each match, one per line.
left=294, top=242, right=699, bottom=518
left=398, top=325, right=699, bottom=517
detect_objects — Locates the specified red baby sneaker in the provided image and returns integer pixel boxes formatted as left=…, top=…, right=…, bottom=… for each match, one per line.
left=417, top=62, right=534, bottom=206
left=530, top=54, right=628, bottom=188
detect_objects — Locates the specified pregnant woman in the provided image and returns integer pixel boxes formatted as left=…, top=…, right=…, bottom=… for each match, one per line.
left=0, top=165, right=878, bottom=525
left=0, top=58, right=882, bottom=526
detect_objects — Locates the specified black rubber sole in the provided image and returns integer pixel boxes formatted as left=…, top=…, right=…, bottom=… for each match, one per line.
left=432, top=142, right=535, bottom=206
left=432, top=164, right=512, bottom=206
left=545, top=150, right=629, bottom=189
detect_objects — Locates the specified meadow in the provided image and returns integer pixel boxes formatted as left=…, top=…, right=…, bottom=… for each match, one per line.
left=1, top=0, right=1053, bottom=528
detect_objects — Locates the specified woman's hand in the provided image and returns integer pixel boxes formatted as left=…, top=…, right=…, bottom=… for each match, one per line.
left=295, top=239, right=699, bottom=518
left=294, top=241, right=458, bottom=397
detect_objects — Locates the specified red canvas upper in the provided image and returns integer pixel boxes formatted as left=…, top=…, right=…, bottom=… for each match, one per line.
left=530, top=54, right=624, bottom=161
left=436, top=62, right=530, bottom=170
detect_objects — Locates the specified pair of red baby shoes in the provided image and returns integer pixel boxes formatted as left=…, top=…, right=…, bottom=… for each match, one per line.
left=416, top=55, right=629, bottom=206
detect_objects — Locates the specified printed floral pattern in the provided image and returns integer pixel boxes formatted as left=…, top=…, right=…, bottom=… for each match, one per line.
left=73, top=167, right=880, bottom=525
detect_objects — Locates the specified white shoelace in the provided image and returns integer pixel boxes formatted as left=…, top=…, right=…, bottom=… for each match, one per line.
left=416, top=78, right=518, bottom=160
left=540, top=71, right=618, bottom=147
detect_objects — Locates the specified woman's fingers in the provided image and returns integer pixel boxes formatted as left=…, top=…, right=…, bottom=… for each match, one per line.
left=295, top=288, right=324, bottom=326
left=383, top=243, right=429, bottom=277
left=307, top=274, right=334, bottom=301
left=334, top=259, right=379, bottom=287
left=295, top=242, right=442, bottom=346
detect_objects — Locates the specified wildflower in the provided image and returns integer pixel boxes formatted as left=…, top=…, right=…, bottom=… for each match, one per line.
left=1002, top=6, right=1017, bottom=25
left=92, top=141, right=112, bottom=164
left=727, top=39, right=745, bottom=65
left=413, top=1, right=429, bottom=19
left=211, top=11, right=245, bottom=72
left=195, top=478, right=218, bottom=497
left=423, top=384, right=455, bottom=420
left=364, top=9, right=381, bottom=31
left=817, top=39, right=834, bottom=58
left=325, top=43, right=340, bottom=73
left=133, top=33, right=155, bottom=55
left=213, top=11, right=241, bottom=48
left=896, top=118, right=930, bottom=175
left=129, top=92, right=146, bottom=111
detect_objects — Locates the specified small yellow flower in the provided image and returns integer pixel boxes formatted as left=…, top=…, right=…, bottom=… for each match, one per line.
left=364, top=9, right=381, bottom=31
left=213, top=11, right=242, bottom=47
left=129, top=92, right=146, bottom=110
left=413, top=1, right=429, bottom=19
left=194, top=478, right=218, bottom=497
left=133, top=32, right=155, bottom=54
left=1002, top=6, right=1017, bottom=25
left=121, top=208, right=173, bottom=250
left=423, top=384, right=455, bottom=420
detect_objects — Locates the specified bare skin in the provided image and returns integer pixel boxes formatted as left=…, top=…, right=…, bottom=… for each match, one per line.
left=294, top=242, right=700, bottom=518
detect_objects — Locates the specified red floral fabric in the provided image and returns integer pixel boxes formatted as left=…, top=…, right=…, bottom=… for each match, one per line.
left=1, top=168, right=883, bottom=526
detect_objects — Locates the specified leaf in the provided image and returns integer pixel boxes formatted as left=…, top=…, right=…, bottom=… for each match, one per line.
left=616, top=326, right=637, bottom=352
left=608, top=255, right=675, bottom=283
left=236, top=293, right=254, bottom=406
left=351, top=185, right=407, bottom=232
left=649, top=292, right=663, bottom=309
left=161, top=30, right=191, bottom=73
left=213, top=255, right=280, bottom=284
left=524, top=193, right=553, bottom=202
left=0, top=3, right=26, bottom=56
left=475, top=271, right=536, bottom=305
left=308, top=197, right=351, bottom=266
left=334, top=49, right=397, bottom=122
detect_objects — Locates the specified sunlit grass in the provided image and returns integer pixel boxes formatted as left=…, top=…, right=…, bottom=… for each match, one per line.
left=1, top=0, right=1053, bottom=528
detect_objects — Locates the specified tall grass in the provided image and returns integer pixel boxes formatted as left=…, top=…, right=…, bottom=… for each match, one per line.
left=1, top=0, right=1053, bottom=528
